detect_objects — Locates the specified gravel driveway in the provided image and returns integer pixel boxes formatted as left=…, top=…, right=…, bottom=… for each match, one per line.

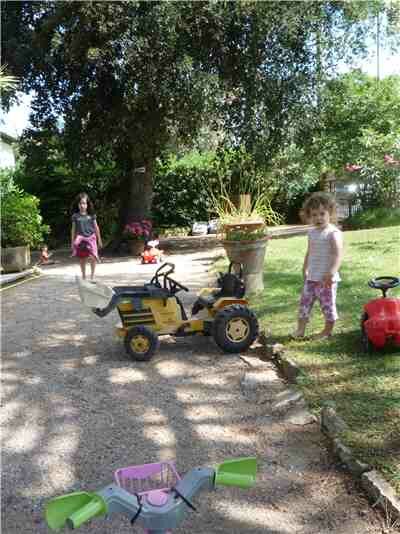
left=1, top=250, right=391, bottom=533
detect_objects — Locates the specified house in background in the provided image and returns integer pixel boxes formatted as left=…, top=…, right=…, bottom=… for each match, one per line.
left=0, top=131, right=17, bottom=169
left=322, top=172, right=360, bottom=220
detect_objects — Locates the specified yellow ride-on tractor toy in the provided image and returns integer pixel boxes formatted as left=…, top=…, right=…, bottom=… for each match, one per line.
left=77, top=262, right=259, bottom=361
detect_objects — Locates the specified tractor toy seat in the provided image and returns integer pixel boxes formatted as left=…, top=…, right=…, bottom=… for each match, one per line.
left=191, top=264, right=246, bottom=316
left=195, top=294, right=217, bottom=309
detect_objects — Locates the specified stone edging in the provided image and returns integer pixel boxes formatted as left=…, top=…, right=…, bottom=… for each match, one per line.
left=258, top=339, right=400, bottom=524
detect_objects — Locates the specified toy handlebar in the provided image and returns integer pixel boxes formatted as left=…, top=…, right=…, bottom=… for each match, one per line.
left=45, top=458, right=256, bottom=532
left=66, top=495, right=105, bottom=529
left=368, top=276, right=400, bottom=298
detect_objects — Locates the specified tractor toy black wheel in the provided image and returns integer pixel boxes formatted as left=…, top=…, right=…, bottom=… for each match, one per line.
left=125, top=326, right=159, bottom=361
left=360, top=312, right=373, bottom=354
left=212, top=304, right=259, bottom=353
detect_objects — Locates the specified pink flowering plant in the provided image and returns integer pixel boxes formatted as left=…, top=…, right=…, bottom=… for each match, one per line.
left=344, top=134, right=400, bottom=209
left=123, top=219, right=152, bottom=241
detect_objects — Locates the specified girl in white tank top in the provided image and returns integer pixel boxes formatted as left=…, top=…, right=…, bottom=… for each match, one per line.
left=294, top=192, right=343, bottom=339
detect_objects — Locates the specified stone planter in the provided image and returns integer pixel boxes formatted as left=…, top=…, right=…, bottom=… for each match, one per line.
left=129, top=240, right=145, bottom=256
left=1, top=245, right=31, bottom=273
left=221, top=235, right=269, bottom=294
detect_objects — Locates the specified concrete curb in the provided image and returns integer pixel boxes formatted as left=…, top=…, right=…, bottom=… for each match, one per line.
left=258, top=339, right=400, bottom=524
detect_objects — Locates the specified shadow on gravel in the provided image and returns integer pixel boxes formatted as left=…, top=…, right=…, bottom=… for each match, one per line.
left=2, top=270, right=386, bottom=533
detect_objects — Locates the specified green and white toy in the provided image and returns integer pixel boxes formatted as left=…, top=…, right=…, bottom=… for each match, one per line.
left=45, top=458, right=257, bottom=533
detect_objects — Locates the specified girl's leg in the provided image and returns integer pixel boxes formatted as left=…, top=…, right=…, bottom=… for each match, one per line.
left=295, top=281, right=316, bottom=337
left=315, top=283, right=338, bottom=338
left=295, top=318, right=308, bottom=338
left=89, top=256, right=96, bottom=280
left=79, top=258, right=87, bottom=279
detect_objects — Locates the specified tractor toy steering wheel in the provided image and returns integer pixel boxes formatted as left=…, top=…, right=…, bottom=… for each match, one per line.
left=368, top=276, right=400, bottom=298
left=150, top=262, right=189, bottom=295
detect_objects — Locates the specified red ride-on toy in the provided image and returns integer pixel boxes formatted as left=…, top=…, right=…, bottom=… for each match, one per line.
left=361, top=276, right=400, bottom=352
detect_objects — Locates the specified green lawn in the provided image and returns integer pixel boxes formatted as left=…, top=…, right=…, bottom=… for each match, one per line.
left=250, top=226, right=400, bottom=493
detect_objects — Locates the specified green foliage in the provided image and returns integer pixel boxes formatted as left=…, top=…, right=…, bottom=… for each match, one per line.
left=0, top=170, right=49, bottom=248
left=265, top=144, right=321, bottom=222
left=351, top=127, right=400, bottom=208
left=344, top=207, right=400, bottom=229
left=316, top=71, right=400, bottom=208
left=0, top=64, right=18, bottom=93
left=14, top=127, right=119, bottom=245
left=320, top=71, right=400, bottom=169
left=153, top=147, right=284, bottom=230
left=153, top=151, right=217, bottom=227
left=4, top=0, right=394, bottom=239
left=205, top=146, right=284, bottom=236
left=223, top=228, right=268, bottom=242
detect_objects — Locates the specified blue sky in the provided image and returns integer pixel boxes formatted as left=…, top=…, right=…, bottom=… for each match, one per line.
left=1, top=45, right=399, bottom=138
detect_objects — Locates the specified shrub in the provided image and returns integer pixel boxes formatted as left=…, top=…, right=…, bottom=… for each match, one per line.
left=152, top=151, right=217, bottom=227
left=344, top=207, right=400, bottom=230
left=0, top=170, right=49, bottom=248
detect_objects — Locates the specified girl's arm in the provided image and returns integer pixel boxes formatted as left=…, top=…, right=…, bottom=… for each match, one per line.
left=94, top=221, right=103, bottom=248
left=71, top=222, right=76, bottom=250
left=303, top=237, right=310, bottom=279
left=323, top=231, right=343, bottom=286
left=329, top=231, right=343, bottom=275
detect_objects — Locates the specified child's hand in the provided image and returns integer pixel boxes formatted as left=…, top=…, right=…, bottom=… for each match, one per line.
left=322, top=273, right=333, bottom=287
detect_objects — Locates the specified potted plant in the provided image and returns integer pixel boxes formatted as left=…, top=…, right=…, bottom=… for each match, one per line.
left=1, top=172, right=50, bottom=273
left=123, top=219, right=152, bottom=256
left=208, top=175, right=282, bottom=294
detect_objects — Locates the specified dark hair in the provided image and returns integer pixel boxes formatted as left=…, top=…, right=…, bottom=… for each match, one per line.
left=71, top=192, right=95, bottom=215
left=302, top=192, right=337, bottom=222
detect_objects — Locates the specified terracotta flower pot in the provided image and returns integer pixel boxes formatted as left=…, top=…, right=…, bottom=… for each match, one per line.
left=221, top=235, right=269, bottom=294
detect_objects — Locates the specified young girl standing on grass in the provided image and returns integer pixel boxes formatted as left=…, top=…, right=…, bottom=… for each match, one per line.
left=71, top=192, right=103, bottom=281
left=294, top=192, right=343, bottom=339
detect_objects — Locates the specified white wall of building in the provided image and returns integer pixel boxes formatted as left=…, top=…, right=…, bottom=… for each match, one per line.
left=0, top=138, right=16, bottom=169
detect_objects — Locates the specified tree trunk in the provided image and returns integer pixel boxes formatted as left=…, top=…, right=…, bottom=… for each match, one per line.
left=119, top=162, right=153, bottom=223
left=107, top=159, right=154, bottom=253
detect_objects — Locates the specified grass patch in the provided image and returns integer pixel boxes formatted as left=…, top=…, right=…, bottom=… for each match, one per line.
left=248, top=226, right=400, bottom=493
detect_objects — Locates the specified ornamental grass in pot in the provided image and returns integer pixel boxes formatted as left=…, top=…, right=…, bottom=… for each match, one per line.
left=208, top=181, right=282, bottom=294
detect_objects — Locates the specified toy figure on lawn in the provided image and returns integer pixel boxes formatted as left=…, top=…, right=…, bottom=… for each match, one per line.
left=141, top=235, right=164, bottom=264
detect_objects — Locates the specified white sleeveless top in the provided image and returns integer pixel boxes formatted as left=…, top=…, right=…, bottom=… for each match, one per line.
left=307, top=224, right=342, bottom=282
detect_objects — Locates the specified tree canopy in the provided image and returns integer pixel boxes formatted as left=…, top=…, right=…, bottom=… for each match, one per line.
left=2, top=0, right=396, bottom=245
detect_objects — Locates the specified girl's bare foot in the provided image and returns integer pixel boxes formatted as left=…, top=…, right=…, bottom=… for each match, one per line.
left=312, top=331, right=332, bottom=340
left=291, top=332, right=305, bottom=340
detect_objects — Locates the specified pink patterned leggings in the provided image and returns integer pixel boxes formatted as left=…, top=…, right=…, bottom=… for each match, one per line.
left=299, top=281, right=338, bottom=323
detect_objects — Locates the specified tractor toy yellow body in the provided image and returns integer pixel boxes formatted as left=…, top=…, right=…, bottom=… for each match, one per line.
left=77, top=262, right=259, bottom=361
